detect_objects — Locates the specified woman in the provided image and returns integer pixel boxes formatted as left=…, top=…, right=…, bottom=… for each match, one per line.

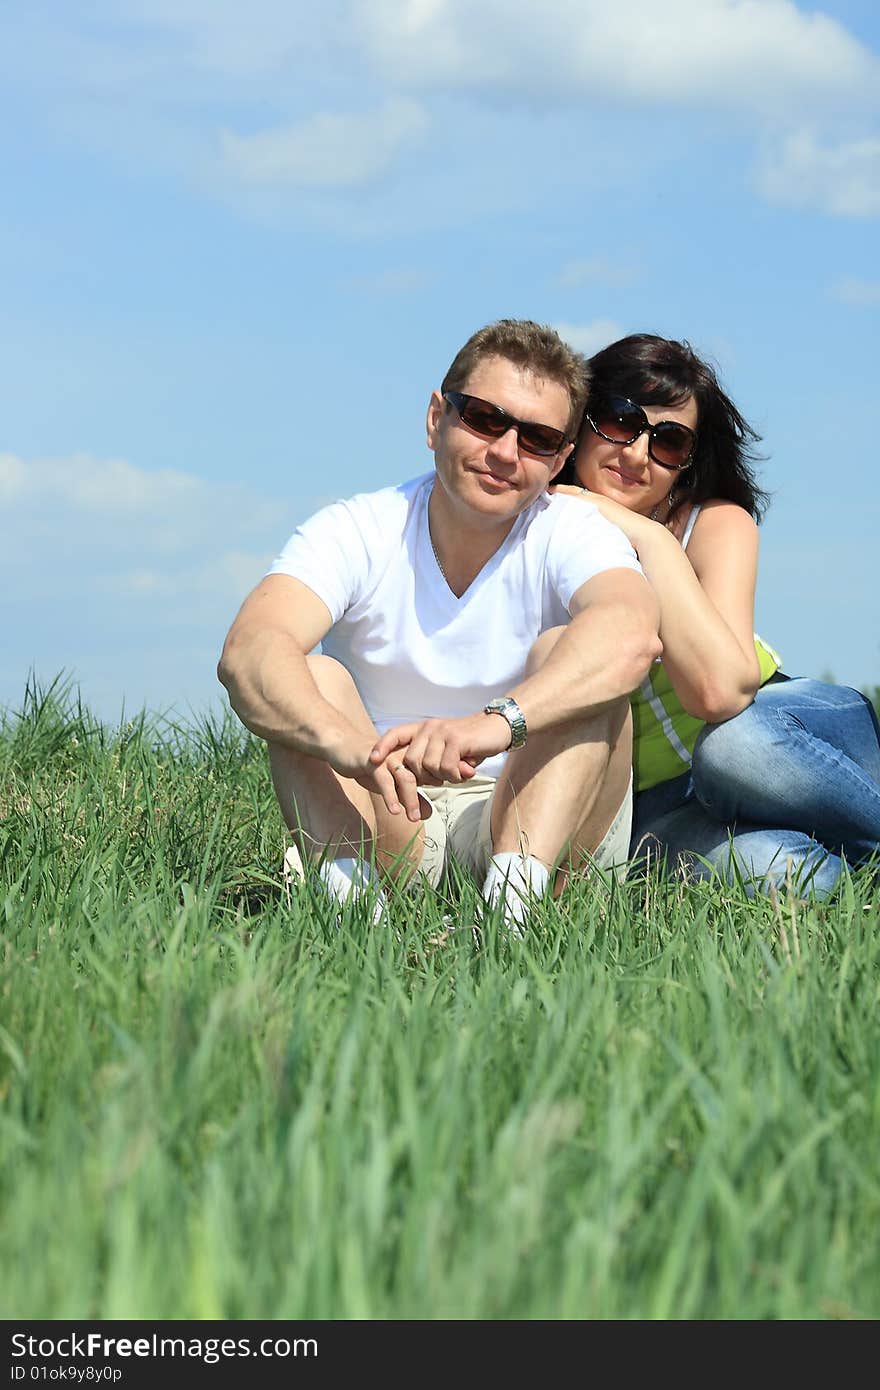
left=554, top=334, right=880, bottom=897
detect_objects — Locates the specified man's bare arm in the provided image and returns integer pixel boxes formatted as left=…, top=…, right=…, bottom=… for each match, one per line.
left=218, top=574, right=423, bottom=818
left=504, top=567, right=661, bottom=731
left=218, top=574, right=344, bottom=752
left=370, top=568, right=661, bottom=782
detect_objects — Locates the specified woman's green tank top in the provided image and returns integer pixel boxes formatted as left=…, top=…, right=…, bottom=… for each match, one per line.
left=632, top=635, right=782, bottom=792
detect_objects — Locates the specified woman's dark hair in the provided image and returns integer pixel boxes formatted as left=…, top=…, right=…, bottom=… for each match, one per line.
left=559, top=333, right=769, bottom=521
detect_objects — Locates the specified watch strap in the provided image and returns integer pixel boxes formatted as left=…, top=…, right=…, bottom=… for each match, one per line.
left=484, top=696, right=527, bottom=749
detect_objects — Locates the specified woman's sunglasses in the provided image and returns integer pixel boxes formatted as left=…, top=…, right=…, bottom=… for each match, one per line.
left=443, top=390, right=569, bottom=459
left=586, top=395, right=696, bottom=471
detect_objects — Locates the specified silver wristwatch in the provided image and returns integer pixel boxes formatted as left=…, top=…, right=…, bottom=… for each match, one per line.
left=484, top=696, right=528, bottom=749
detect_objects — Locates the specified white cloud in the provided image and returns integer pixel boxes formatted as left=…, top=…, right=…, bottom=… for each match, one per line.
left=354, top=0, right=880, bottom=117
left=343, top=267, right=434, bottom=293
left=16, top=2, right=878, bottom=122
left=0, top=451, right=295, bottom=589
left=220, top=98, right=428, bottom=187
left=6, top=1, right=878, bottom=224
left=0, top=7, right=291, bottom=114
left=554, top=319, right=624, bottom=357
left=0, top=453, right=27, bottom=501
left=0, top=451, right=200, bottom=513
left=0, top=449, right=300, bottom=718
left=111, top=550, right=274, bottom=599
left=756, top=130, right=880, bottom=217
left=830, top=276, right=880, bottom=306
left=555, top=257, right=640, bottom=290
left=83, top=1, right=338, bottom=79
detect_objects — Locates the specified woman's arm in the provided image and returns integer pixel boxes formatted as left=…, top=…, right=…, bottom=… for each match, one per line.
left=554, top=488, right=761, bottom=722
left=657, top=501, right=761, bottom=721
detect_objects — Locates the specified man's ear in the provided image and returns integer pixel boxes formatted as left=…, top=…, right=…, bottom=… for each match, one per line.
left=548, top=441, right=574, bottom=483
left=425, top=390, right=444, bottom=452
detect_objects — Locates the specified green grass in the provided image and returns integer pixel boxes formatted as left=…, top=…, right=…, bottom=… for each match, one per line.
left=1, top=676, right=879, bottom=1319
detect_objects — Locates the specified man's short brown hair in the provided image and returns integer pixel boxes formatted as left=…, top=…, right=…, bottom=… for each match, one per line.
left=441, top=319, right=590, bottom=438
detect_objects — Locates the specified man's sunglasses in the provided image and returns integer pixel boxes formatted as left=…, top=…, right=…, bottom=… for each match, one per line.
left=443, top=390, right=569, bottom=459
left=586, top=395, right=696, bottom=470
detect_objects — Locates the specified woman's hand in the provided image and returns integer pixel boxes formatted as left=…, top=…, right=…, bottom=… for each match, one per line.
left=550, top=482, right=658, bottom=553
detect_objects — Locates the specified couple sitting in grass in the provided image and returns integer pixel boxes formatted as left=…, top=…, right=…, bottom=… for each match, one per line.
left=219, top=319, right=880, bottom=927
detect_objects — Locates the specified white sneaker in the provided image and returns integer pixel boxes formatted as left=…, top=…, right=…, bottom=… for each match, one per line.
left=282, top=843, right=305, bottom=889
left=282, top=844, right=386, bottom=925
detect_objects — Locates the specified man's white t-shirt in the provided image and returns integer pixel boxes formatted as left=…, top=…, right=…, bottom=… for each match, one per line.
left=268, top=473, right=642, bottom=778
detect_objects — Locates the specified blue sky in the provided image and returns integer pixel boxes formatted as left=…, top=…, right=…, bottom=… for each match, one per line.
left=2, top=0, right=879, bottom=723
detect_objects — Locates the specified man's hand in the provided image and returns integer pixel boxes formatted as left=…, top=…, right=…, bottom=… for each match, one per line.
left=369, top=712, right=512, bottom=789
left=326, top=736, right=433, bottom=824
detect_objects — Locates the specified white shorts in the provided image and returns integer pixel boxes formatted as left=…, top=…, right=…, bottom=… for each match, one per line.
left=415, top=774, right=633, bottom=889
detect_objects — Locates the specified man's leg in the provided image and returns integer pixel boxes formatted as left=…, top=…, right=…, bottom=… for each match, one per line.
left=268, top=655, right=428, bottom=892
left=483, top=628, right=633, bottom=923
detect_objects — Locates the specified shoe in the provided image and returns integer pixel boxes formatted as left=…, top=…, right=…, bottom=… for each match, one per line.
left=282, top=844, right=386, bottom=925
left=282, top=843, right=305, bottom=891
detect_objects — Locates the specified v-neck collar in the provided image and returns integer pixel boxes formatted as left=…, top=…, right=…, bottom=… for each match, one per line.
left=421, top=482, right=531, bottom=603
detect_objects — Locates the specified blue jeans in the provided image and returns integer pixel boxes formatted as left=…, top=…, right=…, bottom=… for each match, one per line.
left=630, top=678, right=880, bottom=898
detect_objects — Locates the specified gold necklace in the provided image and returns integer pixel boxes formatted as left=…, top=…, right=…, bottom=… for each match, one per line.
left=427, top=487, right=447, bottom=578
left=428, top=519, right=447, bottom=579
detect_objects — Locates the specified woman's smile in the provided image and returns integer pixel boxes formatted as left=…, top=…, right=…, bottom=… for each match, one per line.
left=604, top=464, right=647, bottom=487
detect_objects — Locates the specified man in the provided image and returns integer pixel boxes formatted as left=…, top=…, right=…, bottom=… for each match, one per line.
left=218, top=320, right=661, bottom=928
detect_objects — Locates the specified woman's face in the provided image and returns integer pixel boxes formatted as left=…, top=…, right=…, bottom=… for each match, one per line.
left=572, top=394, right=698, bottom=516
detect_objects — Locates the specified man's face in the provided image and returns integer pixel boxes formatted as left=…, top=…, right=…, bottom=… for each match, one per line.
left=426, top=355, right=573, bottom=528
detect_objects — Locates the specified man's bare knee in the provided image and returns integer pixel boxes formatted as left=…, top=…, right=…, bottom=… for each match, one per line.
left=304, top=654, right=377, bottom=737
left=589, top=695, right=631, bottom=745
left=524, top=626, right=567, bottom=676
left=306, top=652, right=358, bottom=699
